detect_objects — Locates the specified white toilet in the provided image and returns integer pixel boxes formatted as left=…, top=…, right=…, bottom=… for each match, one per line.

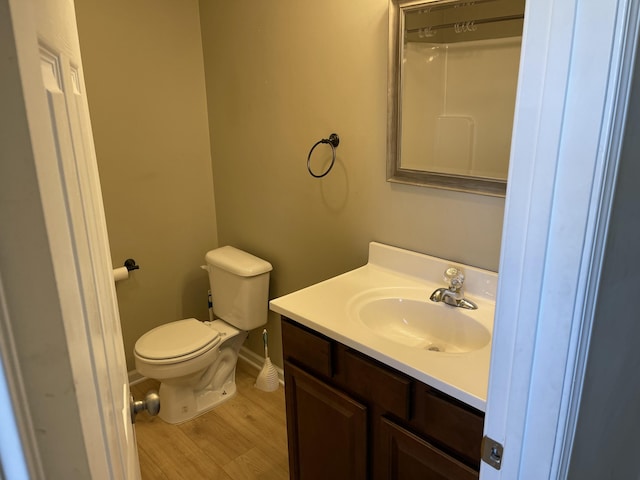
left=134, top=246, right=272, bottom=424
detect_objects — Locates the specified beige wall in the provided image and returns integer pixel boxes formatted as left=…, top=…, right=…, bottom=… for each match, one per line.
left=74, top=0, right=505, bottom=372
left=75, top=0, right=218, bottom=370
left=199, top=0, right=505, bottom=366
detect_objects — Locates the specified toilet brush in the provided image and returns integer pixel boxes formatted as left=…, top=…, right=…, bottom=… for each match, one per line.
left=255, top=329, right=279, bottom=392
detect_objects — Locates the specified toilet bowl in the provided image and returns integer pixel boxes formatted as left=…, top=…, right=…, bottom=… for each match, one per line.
left=134, top=318, right=247, bottom=424
left=133, top=246, right=272, bottom=424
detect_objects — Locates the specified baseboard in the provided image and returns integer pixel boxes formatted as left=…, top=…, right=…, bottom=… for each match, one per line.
left=128, top=369, right=146, bottom=386
left=127, top=347, right=284, bottom=387
left=238, top=346, right=285, bottom=386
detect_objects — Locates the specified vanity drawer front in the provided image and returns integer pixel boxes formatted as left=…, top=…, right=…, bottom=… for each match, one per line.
left=282, top=318, right=332, bottom=377
left=342, top=348, right=411, bottom=420
left=412, top=384, right=484, bottom=468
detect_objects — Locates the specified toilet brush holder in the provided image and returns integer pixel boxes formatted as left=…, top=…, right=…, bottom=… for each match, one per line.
left=255, top=329, right=279, bottom=392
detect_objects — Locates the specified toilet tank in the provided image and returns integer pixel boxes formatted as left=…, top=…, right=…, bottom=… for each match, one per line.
left=204, top=246, right=272, bottom=331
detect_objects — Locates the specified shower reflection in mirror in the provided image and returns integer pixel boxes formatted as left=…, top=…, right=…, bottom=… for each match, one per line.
left=388, top=0, right=525, bottom=196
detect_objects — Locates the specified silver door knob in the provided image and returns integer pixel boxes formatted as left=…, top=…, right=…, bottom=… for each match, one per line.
left=130, top=390, right=160, bottom=423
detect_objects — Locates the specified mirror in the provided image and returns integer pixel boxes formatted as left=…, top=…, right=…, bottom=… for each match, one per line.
left=388, top=0, right=525, bottom=196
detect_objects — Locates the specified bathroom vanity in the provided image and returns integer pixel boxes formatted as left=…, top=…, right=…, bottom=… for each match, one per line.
left=270, top=242, right=497, bottom=480
left=282, top=317, right=483, bottom=479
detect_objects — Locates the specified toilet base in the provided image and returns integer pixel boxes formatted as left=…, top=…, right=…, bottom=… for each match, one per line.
left=154, top=321, right=248, bottom=424
left=158, top=375, right=238, bottom=424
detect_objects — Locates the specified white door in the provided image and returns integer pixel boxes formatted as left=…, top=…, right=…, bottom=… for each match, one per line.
left=2, top=0, right=140, bottom=477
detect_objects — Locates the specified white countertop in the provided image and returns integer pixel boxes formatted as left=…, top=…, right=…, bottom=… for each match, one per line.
left=269, top=242, right=496, bottom=412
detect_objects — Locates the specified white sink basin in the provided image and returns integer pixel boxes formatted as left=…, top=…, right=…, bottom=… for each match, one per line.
left=348, top=288, right=491, bottom=354
left=270, top=242, right=498, bottom=411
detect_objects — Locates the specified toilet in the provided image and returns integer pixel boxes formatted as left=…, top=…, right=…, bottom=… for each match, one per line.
left=134, top=246, right=272, bottom=424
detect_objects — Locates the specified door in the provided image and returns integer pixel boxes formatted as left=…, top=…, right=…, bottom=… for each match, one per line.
left=379, top=417, right=478, bottom=480
left=2, top=0, right=140, bottom=477
left=284, top=362, right=368, bottom=480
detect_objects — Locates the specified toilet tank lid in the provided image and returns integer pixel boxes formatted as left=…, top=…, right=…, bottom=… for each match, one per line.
left=205, top=246, right=272, bottom=277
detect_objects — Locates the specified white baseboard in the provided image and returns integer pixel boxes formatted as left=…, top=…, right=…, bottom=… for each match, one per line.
left=127, top=346, right=284, bottom=387
left=128, top=369, right=145, bottom=386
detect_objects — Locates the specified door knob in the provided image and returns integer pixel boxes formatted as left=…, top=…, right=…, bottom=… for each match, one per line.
left=130, top=390, right=160, bottom=423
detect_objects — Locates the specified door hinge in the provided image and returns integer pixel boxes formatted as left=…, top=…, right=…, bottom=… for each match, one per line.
left=481, top=436, right=504, bottom=470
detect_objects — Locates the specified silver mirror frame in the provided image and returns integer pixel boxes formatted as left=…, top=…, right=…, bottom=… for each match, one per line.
left=387, top=0, right=508, bottom=197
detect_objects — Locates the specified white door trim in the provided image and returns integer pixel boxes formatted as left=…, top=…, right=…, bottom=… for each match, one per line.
left=482, top=0, right=638, bottom=478
left=553, top=0, right=640, bottom=475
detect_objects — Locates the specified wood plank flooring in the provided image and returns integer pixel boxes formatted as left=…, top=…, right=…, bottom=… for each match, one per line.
left=130, top=360, right=289, bottom=480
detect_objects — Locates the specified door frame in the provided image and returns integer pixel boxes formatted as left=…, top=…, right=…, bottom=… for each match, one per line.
left=482, top=0, right=639, bottom=478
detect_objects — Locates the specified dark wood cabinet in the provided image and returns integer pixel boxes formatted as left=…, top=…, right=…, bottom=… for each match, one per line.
left=282, top=317, right=484, bottom=480
left=379, top=417, right=477, bottom=480
left=284, top=362, right=367, bottom=480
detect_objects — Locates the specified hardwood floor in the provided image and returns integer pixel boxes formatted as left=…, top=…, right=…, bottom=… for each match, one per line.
left=130, top=360, right=289, bottom=480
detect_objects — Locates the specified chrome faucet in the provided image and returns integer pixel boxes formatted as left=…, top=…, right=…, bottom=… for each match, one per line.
left=430, top=267, right=478, bottom=310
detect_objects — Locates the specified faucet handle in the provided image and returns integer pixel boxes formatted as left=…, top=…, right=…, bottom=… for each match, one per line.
left=444, top=267, right=465, bottom=291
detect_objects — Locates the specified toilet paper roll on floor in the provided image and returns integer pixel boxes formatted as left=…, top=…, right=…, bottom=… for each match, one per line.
left=113, top=266, right=129, bottom=283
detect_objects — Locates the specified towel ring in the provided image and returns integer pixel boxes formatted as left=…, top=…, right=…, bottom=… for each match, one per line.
left=307, top=133, right=340, bottom=178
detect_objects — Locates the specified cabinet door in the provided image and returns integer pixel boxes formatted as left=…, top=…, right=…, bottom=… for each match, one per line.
left=378, top=417, right=478, bottom=480
left=284, top=361, right=367, bottom=480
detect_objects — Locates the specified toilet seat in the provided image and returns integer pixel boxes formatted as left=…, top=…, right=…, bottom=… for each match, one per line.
left=135, top=318, right=221, bottom=365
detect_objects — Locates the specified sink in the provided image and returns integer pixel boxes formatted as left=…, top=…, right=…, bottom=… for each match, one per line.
left=270, top=242, right=498, bottom=410
left=348, top=288, right=491, bottom=354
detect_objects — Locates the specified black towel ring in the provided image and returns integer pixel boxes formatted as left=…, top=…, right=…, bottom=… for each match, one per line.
left=307, top=133, right=340, bottom=178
